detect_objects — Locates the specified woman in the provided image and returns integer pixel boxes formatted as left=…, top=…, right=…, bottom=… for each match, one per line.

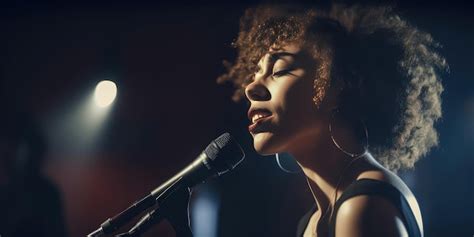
left=217, top=3, right=447, bottom=237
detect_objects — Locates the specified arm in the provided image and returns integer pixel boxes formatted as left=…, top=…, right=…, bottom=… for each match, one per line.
left=335, top=195, right=409, bottom=237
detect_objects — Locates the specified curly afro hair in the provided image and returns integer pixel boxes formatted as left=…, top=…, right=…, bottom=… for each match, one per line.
left=217, top=3, right=448, bottom=172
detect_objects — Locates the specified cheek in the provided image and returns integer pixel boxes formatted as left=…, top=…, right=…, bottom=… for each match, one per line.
left=279, top=76, right=317, bottom=124
left=268, top=77, right=318, bottom=145
left=251, top=74, right=319, bottom=155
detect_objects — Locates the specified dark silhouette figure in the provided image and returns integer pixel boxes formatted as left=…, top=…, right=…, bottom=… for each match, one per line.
left=0, top=105, right=68, bottom=237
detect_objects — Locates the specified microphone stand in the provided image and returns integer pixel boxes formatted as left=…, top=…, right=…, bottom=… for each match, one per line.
left=115, top=209, right=164, bottom=237
left=88, top=132, right=244, bottom=237
left=114, top=187, right=193, bottom=237
left=88, top=177, right=188, bottom=237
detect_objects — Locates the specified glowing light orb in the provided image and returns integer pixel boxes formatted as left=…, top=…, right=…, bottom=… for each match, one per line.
left=94, top=80, right=117, bottom=108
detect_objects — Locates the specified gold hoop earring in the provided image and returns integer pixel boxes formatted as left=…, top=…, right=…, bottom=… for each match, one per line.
left=275, top=152, right=302, bottom=174
left=328, top=108, right=369, bottom=158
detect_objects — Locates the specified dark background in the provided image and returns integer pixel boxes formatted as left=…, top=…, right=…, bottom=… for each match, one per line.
left=0, top=0, right=472, bottom=236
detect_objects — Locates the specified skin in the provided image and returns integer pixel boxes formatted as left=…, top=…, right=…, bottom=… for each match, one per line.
left=244, top=42, right=423, bottom=237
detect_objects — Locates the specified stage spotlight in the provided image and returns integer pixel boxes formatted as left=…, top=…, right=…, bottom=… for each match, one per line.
left=94, top=80, right=117, bottom=108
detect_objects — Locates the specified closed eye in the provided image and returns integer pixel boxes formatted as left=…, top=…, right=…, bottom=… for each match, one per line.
left=272, top=68, right=295, bottom=78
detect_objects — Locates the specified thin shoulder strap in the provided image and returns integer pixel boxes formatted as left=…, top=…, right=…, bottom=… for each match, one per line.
left=327, top=178, right=422, bottom=237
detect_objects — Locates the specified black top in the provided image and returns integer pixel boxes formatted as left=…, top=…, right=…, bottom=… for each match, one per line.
left=296, top=178, right=422, bottom=237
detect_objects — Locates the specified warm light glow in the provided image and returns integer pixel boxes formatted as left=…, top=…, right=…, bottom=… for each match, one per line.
left=94, top=80, right=117, bottom=107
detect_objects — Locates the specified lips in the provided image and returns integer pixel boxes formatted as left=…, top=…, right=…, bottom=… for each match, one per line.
left=248, top=115, right=272, bottom=133
left=247, top=108, right=273, bottom=134
left=248, top=108, right=272, bottom=122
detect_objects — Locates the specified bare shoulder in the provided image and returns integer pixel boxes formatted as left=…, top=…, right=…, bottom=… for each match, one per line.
left=356, top=162, right=424, bottom=234
left=335, top=158, right=424, bottom=237
left=335, top=194, right=409, bottom=237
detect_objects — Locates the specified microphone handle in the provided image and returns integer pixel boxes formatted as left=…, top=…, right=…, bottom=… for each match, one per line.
left=151, top=152, right=211, bottom=198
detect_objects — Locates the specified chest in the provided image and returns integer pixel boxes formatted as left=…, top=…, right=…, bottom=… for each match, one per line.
left=302, top=211, right=329, bottom=237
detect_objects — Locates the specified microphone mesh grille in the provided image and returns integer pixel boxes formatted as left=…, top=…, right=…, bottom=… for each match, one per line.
left=204, top=133, right=245, bottom=175
left=214, top=132, right=231, bottom=148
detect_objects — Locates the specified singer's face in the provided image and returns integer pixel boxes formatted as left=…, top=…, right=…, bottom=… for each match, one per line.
left=245, top=42, right=327, bottom=155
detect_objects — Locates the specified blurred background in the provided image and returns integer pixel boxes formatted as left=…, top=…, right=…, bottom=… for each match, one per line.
left=0, top=0, right=472, bottom=237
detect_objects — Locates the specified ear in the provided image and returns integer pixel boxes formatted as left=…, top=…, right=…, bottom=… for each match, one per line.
left=319, top=75, right=345, bottom=113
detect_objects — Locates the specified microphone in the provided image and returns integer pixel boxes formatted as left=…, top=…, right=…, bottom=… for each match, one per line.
left=88, top=133, right=245, bottom=237
left=150, top=132, right=245, bottom=198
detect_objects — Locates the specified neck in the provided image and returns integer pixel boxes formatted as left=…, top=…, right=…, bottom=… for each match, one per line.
left=287, top=125, right=367, bottom=219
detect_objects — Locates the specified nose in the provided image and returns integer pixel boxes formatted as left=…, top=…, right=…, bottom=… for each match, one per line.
left=245, top=75, right=271, bottom=101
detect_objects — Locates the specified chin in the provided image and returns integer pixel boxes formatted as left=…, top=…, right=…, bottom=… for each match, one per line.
left=252, top=132, right=281, bottom=156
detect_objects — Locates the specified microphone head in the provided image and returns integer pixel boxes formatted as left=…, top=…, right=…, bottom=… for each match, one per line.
left=204, top=133, right=245, bottom=176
